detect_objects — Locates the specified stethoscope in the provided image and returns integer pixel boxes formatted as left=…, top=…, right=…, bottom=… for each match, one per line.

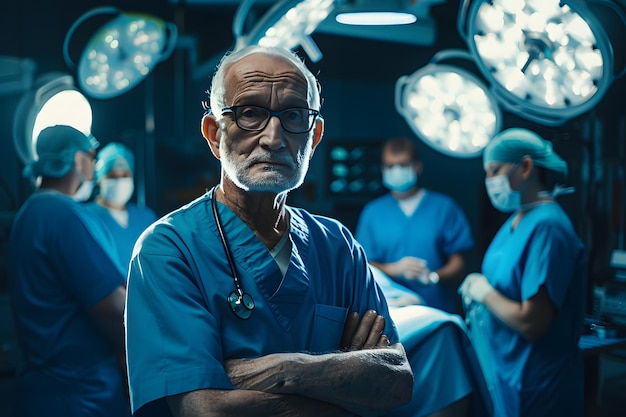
left=211, top=188, right=255, bottom=320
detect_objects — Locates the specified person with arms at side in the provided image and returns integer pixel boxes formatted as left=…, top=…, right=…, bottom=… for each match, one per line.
left=356, top=137, right=474, bottom=314
left=87, top=142, right=158, bottom=270
left=458, top=128, right=586, bottom=417
left=125, top=45, right=413, bottom=417
left=8, top=125, right=130, bottom=416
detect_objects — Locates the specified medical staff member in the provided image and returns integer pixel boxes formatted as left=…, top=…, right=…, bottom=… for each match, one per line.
left=356, top=137, right=474, bottom=314
left=458, top=128, right=586, bottom=417
left=8, top=125, right=130, bottom=416
left=125, top=45, right=413, bottom=417
left=87, top=142, right=157, bottom=270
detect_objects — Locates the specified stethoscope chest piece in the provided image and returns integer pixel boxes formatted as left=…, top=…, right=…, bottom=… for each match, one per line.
left=228, top=291, right=255, bottom=320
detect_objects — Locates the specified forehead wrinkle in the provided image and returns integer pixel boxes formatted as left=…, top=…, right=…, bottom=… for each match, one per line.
left=224, top=56, right=309, bottom=106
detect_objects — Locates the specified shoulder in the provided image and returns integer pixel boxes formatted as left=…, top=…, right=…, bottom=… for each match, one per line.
left=136, top=194, right=211, bottom=251
left=83, top=201, right=109, bottom=216
left=289, top=206, right=357, bottom=245
left=424, top=190, right=459, bottom=206
left=361, top=193, right=394, bottom=212
left=20, top=192, right=86, bottom=222
left=527, top=204, right=582, bottom=245
left=126, top=203, right=159, bottom=220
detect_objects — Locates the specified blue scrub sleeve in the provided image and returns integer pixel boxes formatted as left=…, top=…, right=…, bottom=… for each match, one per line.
left=354, top=205, right=378, bottom=260
left=440, top=202, right=474, bottom=255
left=56, top=208, right=126, bottom=307
left=126, top=232, right=234, bottom=413
left=520, top=224, right=575, bottom=309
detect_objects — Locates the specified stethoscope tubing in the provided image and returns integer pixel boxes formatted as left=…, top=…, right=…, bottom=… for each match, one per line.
left=211, top=186, right=255, bottom=319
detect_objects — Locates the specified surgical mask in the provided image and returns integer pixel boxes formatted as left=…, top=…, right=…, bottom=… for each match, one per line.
left=99, top=177, right=134, bottom=207
left=72, top=169, right=94, bottom=202
left=382, top=165, right=417, bottom=192
left=485, top=174, right=520, bottom=213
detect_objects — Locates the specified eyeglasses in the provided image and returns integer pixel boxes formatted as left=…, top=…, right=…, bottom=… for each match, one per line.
left=221, top=105, right=320, bottom=134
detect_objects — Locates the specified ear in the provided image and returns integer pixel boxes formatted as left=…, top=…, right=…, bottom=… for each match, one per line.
left=415, top=161, right=424, bottom=176
left=520, top=156, right=534, bottom=180
left=73, top=150, right=93, bottom=180
left=201, top=113, right=221, bottom=159
left=308, top=118, right=324, bottom=158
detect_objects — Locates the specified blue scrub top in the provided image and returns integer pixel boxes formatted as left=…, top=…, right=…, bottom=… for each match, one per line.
left=473, top=203, right=586, bottom=417
left=8, top=191, right=130, bottom=417
left=86, top=201, right=158, bottom=271
left=356, top=190, right=474, bottom=312
left=126, top=190, right=398, bottom=415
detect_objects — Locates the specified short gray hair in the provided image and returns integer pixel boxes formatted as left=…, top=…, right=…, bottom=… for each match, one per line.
left=208, top=45, right=322, bottom=119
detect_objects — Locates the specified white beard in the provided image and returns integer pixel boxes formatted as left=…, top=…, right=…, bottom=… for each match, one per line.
left=219, top=129, right=312, bottom=194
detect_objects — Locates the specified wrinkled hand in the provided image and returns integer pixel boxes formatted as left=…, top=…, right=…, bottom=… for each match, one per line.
left=340, top=310, right=389, bottom=351
left=388, top=257, right=430, bottom=283
left=458, top=273, right=494, bottom=304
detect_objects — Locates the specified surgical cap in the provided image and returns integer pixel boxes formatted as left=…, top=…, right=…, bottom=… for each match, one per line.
left=23, top=125, right=99, bottom=179
left=483, top=128, right=568, bottom=178
left=95, top=142, right=135, bottom=181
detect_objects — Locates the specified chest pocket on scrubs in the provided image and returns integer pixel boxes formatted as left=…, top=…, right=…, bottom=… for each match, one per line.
left=309, top=304, right=348, bottom=352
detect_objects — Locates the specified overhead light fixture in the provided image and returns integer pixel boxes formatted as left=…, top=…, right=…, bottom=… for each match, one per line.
left=63, top=7, right=178, bottom=99
left=12, top=73, right=93, bottom=166
left=234, top=0, right=336, bottom=63
left=315, top=0, right=445, bottom=46
left=458, top=0, right=626, bottom=126
left=335, top=12, right=417, bottom=25
left=395, top=49, right=501, bottom=158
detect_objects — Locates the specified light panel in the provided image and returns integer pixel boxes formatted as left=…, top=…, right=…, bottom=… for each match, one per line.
left=234, top=0, right=336, bottom=62
left=63, top=7, right=178, bottom=99
left=395, top=50, right=501, bottom=158
left=335, top=12, right=417, bottom=25
left=458, top=0, right=626, bottom=125
left=13, top=74, right=93, bottom=165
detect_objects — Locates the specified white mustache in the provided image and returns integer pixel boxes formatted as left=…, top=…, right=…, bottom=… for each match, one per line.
left=245, top=151, right=295, bottom=167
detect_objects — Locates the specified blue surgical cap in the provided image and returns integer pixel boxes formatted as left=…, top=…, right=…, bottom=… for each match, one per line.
left=23, top=125, right=99, bottom=179
left=95, top=142, right=135, bottom=181
left=483, top=128, right=568, bottom=178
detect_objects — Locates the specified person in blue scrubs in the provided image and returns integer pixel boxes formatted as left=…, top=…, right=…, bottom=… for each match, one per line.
left=125, top=45, right=413, bottom=417
left=8, top=125, right=130, bottom=417
left=356, top=137, right=474, bottom=314
left=87, top=142, right=158, bottom=271
left=458, top=128, right=586, bottom=417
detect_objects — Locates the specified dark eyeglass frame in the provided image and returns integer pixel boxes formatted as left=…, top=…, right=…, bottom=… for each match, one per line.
left=220, top=105, right=320, bottom=134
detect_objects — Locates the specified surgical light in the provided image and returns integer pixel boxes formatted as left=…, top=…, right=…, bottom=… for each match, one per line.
left=458, top=0, right=626, bottom=126
left=234, top=0, right=336, bottom=63
left=63, top=7, right=178, bottom=99
left=395, top=50, right=501, bottom=158
left=12, top=74, right=93, bottom=165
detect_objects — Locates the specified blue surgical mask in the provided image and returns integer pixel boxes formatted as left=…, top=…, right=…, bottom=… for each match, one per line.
left=485, top=174, right=520, bottom=213
left=382, top=165, right=417, bottom=192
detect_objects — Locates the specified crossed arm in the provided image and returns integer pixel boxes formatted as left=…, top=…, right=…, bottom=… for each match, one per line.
left=166, top=310, right=413, bottom=417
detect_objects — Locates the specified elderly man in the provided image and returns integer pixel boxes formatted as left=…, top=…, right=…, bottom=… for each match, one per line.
left=125, top=46, right=413, bottom=417
left=8, top=125, right=129, bottom=416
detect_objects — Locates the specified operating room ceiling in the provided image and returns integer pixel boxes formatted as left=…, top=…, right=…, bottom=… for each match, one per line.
left=166, top=0, right=465, bottom=85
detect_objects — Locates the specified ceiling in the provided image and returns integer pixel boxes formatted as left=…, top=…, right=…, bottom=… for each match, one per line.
left=169, top=0, right=465, bottom=85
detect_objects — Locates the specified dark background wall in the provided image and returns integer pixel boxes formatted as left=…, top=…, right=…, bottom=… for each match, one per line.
left=0, top=0, right=625, bottom=296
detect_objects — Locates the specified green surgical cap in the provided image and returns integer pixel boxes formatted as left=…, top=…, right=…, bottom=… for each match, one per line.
left=95, top=142, right=134, bottom=181
left=23, top=125, right=99, bottom=179
left=483, top=128, right=568, bottom=178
